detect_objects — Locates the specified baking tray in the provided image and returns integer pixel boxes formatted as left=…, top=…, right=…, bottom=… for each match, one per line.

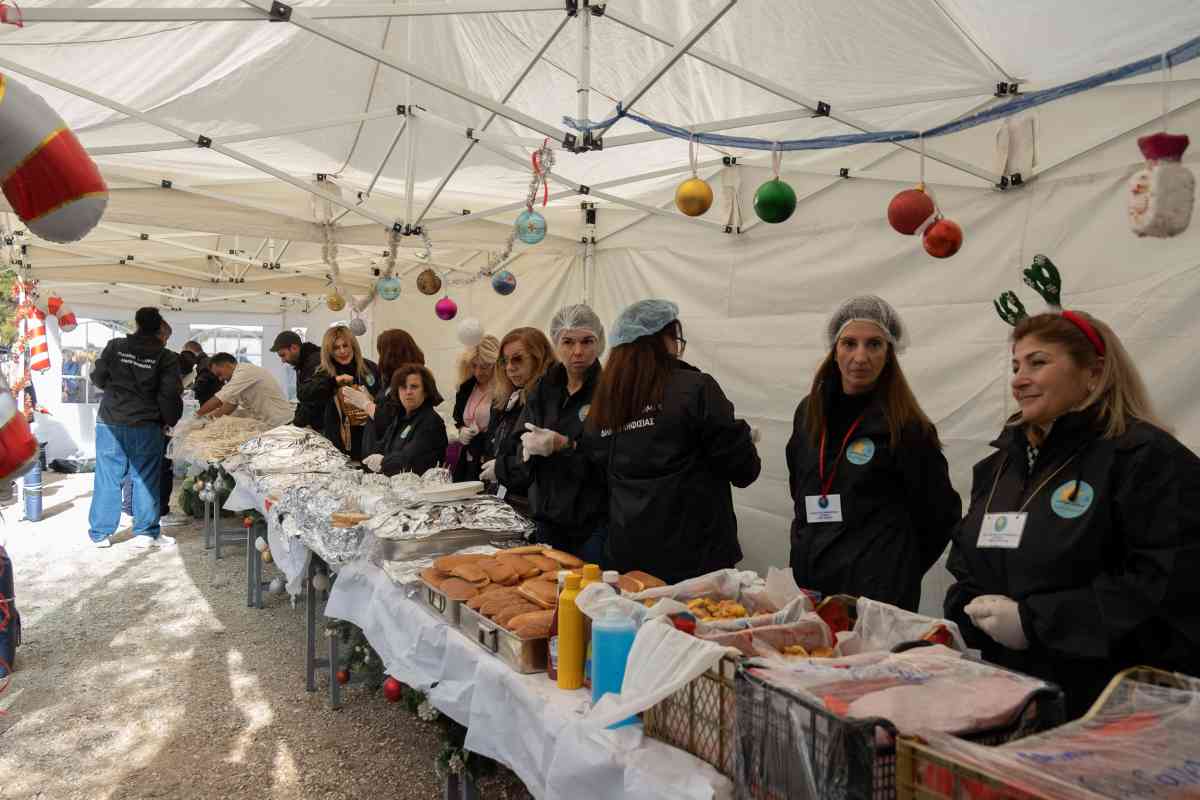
left=370, top=528, right=525, bottom=562
left=420, top=578, right=464, bottom=627
left=459, top=603, right=549, bottom=674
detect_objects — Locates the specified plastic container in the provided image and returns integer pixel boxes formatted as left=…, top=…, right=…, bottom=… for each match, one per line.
left=591, top=606, right=638, bottom=728
left=580, top=563, right=601, bottom=687
left=547, top=570, right=570, bottom=681
left=603, top=570, right=621, bottom=595
left=556, top=573, right=585, bottom=690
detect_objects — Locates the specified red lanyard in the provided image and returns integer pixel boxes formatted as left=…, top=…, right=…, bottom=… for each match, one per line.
left=819, top=414, right=865, bottom=498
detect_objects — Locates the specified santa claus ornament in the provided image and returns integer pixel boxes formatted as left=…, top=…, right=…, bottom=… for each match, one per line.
left=1129, top=132, right=1193, bottom=238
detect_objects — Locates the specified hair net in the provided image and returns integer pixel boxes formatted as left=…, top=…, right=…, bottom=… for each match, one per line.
left=609, top=299, right=681, bottom=348
left=826, top=295, right=908, bottom=354
left=549, top=303, right=606, bottom=356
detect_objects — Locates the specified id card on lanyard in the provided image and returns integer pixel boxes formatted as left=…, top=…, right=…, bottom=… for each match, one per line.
left=976, top=452, right=1080, bottom=549
left=805, top=414, right=864, bottom=524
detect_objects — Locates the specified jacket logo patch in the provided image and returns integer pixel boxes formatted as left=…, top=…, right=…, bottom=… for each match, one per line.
left=401, top=425, right=412, bottom=439
left=366, top=374, right=376, bottom=388
left=1051, top=480, right=1094, bottom=519
left=578, top=404, right=591, bottom=422
left=845, top=437, right=875, bottom=465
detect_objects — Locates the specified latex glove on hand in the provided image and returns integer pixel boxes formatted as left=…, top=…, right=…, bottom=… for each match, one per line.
left=521, top=423, right=565, bottom=462
left=362, top=453, right=384, bottom=473
left=341, top=385, right=373, bottom=412
left=480, top=459, right=496, bottom=482
left=459, top=425, right=479, bottom=445
left=964, top=595, right=1029, bottom=651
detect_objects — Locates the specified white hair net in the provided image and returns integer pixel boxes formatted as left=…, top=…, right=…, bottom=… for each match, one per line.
left=550, top=304, right=606, bottom=356
left=827, top=295, right=908, bottom=354
left=609, top=299, right=680, bottom=348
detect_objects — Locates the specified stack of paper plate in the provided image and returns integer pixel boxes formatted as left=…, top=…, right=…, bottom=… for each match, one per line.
left=414, top=481, right=484, bottom=502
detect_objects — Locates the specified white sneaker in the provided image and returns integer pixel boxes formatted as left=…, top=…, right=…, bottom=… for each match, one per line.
left=156, top=533, right=177, bottom=547
left=131, top=533, right=177, bottom=549
left=93, top=537, right=112, bottom=549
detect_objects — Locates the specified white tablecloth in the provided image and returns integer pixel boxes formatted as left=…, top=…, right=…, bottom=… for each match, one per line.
left=325, top=560, right=733, bottom=800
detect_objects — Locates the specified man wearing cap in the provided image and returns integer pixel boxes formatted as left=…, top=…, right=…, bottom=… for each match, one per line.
left=270, top=331, right=322, bottom=431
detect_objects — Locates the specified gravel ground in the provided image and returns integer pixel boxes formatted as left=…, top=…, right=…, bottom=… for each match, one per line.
left=0, top=472, right=530, bottom=800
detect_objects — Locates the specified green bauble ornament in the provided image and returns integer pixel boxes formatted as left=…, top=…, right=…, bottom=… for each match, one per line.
left=753, top=178, right=797, bottom=224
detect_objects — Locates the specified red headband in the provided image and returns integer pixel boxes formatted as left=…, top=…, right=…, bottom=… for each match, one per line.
left=1061, top=310, right=1106, bottom=357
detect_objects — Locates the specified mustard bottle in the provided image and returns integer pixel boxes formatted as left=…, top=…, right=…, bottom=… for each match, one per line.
left=556, top=573, right=585, bottom=690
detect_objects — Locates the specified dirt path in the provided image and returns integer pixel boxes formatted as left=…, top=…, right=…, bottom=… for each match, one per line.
left=0, top=472, right=449, bottom=800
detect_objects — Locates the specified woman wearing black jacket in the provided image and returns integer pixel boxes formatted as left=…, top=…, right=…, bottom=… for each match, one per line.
left=362, top=364, right=448, bottom=477
left=451, top=334, right=500, bottom=482
left=362, top=328, right=425, bottom=454
left=787, top=296, right=960, bottom=612
left=296, top=325, right=380, bottom=462
left=946, top=310, right=1200, bottom=718
left=585, top=300, right=761, bottom=585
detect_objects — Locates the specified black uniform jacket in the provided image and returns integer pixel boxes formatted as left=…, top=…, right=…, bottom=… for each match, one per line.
left=495, top=361, right=606, bottom=549
left=297, top=359, right=381, bottom=461
left=787, top=380, right=961, bottom=611
left=586, top=360, right=760, bottom=585
left=946, top=409, right=1200, bottom=718
left=379, top=401, right=449, bottom=477
left=92, top=333, right=183, bottom=428
left=291, top=342, right=324, bottom=430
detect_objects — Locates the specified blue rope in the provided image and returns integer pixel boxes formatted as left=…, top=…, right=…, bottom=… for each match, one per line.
left=562, top=33, right=1200, bottom=153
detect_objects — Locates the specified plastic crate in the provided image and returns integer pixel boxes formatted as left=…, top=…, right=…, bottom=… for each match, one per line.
left=734, top=663, right=1065, bottom=800
left=643, top=655, right=739, bottom=776
left=895, top=667, right=1190, bottom=800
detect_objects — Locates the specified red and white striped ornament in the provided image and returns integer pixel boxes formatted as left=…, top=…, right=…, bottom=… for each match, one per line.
left=44, top=295, right=76, bottom=332
left=26, top=307, right=48, bottom=372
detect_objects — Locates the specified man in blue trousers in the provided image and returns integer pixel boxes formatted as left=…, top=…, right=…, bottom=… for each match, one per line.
left=88, top=307, right=183, bottom=549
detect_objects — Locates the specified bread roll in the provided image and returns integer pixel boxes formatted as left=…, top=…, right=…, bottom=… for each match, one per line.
left=507, top=609, right=554, bottom=637
left=466, top=584, right=516, bottom=610
left=480, top=592, right=527, bottom=617
left=479, top=559, right=520, bottom=586
left=420, top=567, right=450, bottom=589
left=543, top=548, right=583, bottom=569
left=440, top=577, right=481, bottom=602
left=624, top=570, right=666, bottom=590
left=494, top=601, right=541, bottom=627
left=525, top=554, right=560, bottom=573
left=433, top=552, right=491, bottom=573
left=497, top=544, right=549, bottom=556
left=450, top=562, right=489, bottom=584
left=494, top=554, right=541, bottom=579
left=616, top=574, right=642, bottom=594
left=517, top=579, right=558, bottom=609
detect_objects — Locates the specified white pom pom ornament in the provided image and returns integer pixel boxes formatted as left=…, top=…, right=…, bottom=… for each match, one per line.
left=457, top=318, right=484, bottom=347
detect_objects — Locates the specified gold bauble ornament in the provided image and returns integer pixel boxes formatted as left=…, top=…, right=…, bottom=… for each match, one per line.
left=326, top=292, right=346, bottom=312
left=417, top=268, right=442, bottom=296
left=674, top=177, right=714, bottom=217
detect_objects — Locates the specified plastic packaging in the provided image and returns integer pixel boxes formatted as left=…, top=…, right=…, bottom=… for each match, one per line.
left=556, top=574, right=585, bottom=690
left=591, top=606, right=639, bottom=728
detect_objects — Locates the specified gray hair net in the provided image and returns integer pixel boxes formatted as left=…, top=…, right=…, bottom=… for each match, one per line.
left=549, top=303, right=606, bottom=356
left=827, top=295, right=908, bottom=354
left=609, top=299, right=680, bottom=348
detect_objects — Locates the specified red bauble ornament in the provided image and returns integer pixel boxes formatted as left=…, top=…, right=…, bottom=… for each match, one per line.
left=887, top=185, right=936, bottom=235
left=923, top=218, right=963, bottom=258
left=335, top=669, right=350, bottom=685
left=383, top=676, right=403, bottom=702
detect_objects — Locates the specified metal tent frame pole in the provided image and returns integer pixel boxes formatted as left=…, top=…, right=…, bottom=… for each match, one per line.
left=18, top=1, right=565, bottom=23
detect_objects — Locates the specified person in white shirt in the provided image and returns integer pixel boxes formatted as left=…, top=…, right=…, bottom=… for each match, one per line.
left=197, top=352, right=294, bottom=427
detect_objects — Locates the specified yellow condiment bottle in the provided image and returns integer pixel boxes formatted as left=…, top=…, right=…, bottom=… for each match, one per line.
left=556, top=573, right=585, bottom=690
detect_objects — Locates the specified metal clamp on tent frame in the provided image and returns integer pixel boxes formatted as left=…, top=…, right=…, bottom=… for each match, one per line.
left=839, top=168, right=850, bottom=178
left=996, top=172, right=1026, bottom=190
left=995, top=82, right=1020, bottom=96
left=268, top=0, right=291, bottom=21
left=583, top=130, right=603, bottom=150
left=816, top=101, right=831, bottom=116
left=196, top=135, right=212, bottom=148
left=722, top=156, right=738, bottom=166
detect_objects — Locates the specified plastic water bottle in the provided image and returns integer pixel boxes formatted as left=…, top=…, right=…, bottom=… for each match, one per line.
left=591, top=605, right=638, bottom=728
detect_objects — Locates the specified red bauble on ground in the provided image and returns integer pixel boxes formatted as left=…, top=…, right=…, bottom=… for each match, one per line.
left=383, top=676, right=403, bottom=702
left=923, top=218, right=963, bottom=258
left=335, top=669, right=350, bottom=685
left=887, top=186, right=935, bottom=235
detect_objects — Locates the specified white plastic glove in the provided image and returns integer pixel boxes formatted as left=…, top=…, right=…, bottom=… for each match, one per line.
left=362, top=453, right=384, bottom=473
left=521, top=423, right=563, bottom=462
left=964, top=595, right=1029, bottom=651
left=480, top=459, right=496, bottom=482
left=750, top=425, right=761, bottom=444
left=459, top=425, right=479, bottom=445
left=341, top=385, right=372, bottom=411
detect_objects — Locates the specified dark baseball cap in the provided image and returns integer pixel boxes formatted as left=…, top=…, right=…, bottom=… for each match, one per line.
left=270, top=330, right=303, bottom=352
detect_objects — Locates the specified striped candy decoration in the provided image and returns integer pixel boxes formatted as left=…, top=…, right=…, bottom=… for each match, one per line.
left=26, top=307, right=48, bottom=372
left=0, top=72, right=107, bottom=243
left=45, top=295, right=76, bottom=332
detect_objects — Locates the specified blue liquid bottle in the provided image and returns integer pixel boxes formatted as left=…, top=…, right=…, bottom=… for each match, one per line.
left=591, top=605, right=638, bottom=729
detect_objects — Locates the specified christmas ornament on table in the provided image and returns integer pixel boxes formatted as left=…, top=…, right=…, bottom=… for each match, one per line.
left=376, top=275, right=402, bottom=301
left=435, top=296, right=458, bottom=321
left=383, top=675, right=403, bottom=703
left=491, top=269, right=516, bottom=296
left=417, top=268, right=442, bottom=296
left=753, top=147, right=797, bottom=224
left=326, top=291, right=346, bottom=312
left=0, top=72, right=108, bottom=242
left=674, top=138, right=714, bottom=217
left=1129, top=132, right=1193, bottom=238
left=457, top=318, right=483, bottom=348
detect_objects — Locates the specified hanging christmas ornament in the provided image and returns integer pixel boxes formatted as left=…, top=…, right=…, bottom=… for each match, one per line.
left=45, top=295, right=76, bottom=332
left=349, top=317, right=367, bottom=337
left=383, top=676, right=403, bottom=703
left=515, top=209, right=547, bottom=245
left=26, top=308, right=49, bottom=372
left=753, top=146, right=796, bottom=224
left=674, top=137, right=713, bottom=217
left=376, top=275, right=402, bottom=301
left=923, top=217, right=964, bottom=258
left=435, top=296, right=458, bottom=321
left=416, top=268, right=442, bottom=296
left=491, top=270, right=517, bottom=296
left=1129, top=133, right=1193, bottom=238
left=326, top=291, right=346, bottom=312
left=457, top=318, right=484, bottom=347
left=887, top=185, right=936, bottom=235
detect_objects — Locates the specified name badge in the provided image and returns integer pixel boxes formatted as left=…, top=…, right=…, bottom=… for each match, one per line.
left=977, top=512, right=1027, bottom=549
left=805, top=494, right=843, bottom=523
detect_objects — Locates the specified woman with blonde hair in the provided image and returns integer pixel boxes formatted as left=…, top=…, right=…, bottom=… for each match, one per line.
left=787, top=295, right=960, bottom=611
left=947, top=310, right=1200, bottom=718
left=480, top=328, right=556, bottom=504
left=450, top=334, right=500, bottom=482
left=297, top=325, right=381, bottom=461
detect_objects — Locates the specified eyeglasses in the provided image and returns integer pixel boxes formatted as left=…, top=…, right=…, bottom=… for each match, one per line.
left=498, top=354, right=527, bottom=367
left=675, top=336, right=687, bottom=355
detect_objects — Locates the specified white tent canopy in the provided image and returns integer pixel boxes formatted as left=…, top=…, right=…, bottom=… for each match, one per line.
left=4, top=1, right=1200, bottom=597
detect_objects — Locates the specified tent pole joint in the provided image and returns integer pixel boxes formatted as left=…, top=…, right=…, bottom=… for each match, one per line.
left=269, top=1, right=292, bottom=22
left=722, top=156, right=738, bottom=166
left=816, top=101, right=830, bottom=116
left=995, top=82, right=1020, bottom=97
left=197, top=135, right=212, bottom=148
left=161, top=179, right=173, bottom=188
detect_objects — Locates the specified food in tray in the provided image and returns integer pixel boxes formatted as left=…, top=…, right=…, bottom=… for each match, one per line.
left=433, top=552, right=492, bottom=572
left=542, top=548, right=583, bottom=569
left=494, top=601, right=542, bottom=627
left=507, top=609, right=554, bottom=639
left=781, top=645, right=836, bottom=658
left=441, top=577, right=487, bottom=601
left=493, top=553, right=540, bottom=579
left=420, top=567, right=450, bottom=589
left=449, top=561, right=490, bottom=583
left=517, top=579, right=557, bottom=609
left=467, top=585, right=518, bottom=610
left=478, top=560, right=520, bottom=586
left=686, top=597, right=749, bottom=620
left=623, top=570, right=666, bottom=591
left=523, top=554, right=561, bottom=573
left=330, top=511, right=370, bottom=528
left=497, top=544, right=551, bottom=556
